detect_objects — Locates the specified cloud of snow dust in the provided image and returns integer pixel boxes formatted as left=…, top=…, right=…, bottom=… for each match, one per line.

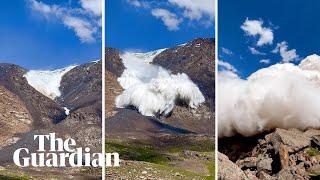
left=116, top=50, right=205, bottom=117
left=219, top=54, right=320, bottom=137
left=24, top=65, right=76, bottom=99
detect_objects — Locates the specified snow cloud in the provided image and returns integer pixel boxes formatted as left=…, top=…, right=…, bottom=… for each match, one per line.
left=272, top=41, right=299, bottom=63
left=28, top=0, right=101, bottom=43
left=241, top=19, right=274, bottom=46
left=116, top=50, right=205, bottom=117
left=219, top=54, right=320, bottom=137
left=151, top=8, right=182, bottom=31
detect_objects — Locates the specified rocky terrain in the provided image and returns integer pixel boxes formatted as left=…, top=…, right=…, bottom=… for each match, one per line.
left=218, top=128, right=320, bottom=179
left=153, top=38, right=215, bottom=109
left=105, top=38, right=215, bottom=179
left=0, top=61, right=102, bottom=179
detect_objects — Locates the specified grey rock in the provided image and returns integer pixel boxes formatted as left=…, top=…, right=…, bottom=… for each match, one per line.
left=271, top=129, right=311, bottom=153
left=259, top=171, right=276, bottom=180
left=257, top=155, right=273, bottom=172
left=244, top=169, right=258, bottom=180
left=237, top=157, right=258, bottom=169
left=218, top=152, right=249, bottom=180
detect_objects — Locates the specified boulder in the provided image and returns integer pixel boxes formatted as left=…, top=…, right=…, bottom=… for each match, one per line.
left=218, top=152, right=249, bottom=180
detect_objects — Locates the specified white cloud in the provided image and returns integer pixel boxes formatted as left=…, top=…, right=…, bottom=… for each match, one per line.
left=168, top=0, right=214, bottom=20
left=127, top=0, right=214, bottom=30
left=272, top=41, right=299, bottom=63
left=241, top=19, right=273, bottom=46
left=218, top=60, right=239, bottom=79
left=127, top=0, right=142, bottom=7
left=29, top=0, right=61, bottom=17
left=218, top=60, right=237, bottom=73
left=28, top=0, right=101, bottom=43
left=80, top=0, right=102, bottom=16
left=222, top=47, right=233, bottom=56
left=151, top=8, right=182, bottom=31
left=249, top=46, right=266, bottom=55
left=127, top=0, right=150, bottom=8
left=62, top=16, right=97, bottom=43
left=259, top=59, right=270, bottom=64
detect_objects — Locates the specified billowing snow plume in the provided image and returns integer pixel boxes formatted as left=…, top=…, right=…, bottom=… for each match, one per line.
left=116, top=49, right=205, bottom=117
left=24, top=65, right=76, bottom=99
left=219, top=54, right=320, bottom=137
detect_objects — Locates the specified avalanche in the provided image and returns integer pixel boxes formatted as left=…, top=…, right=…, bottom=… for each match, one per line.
left=218, top=54, right=320, bottom=137
left=115, top=49, right=205, bottom=117
left=24, top=65, right=76, bottom=99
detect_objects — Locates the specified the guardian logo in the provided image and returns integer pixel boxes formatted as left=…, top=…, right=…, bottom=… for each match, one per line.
left=13, top=133, right=119, bottom=167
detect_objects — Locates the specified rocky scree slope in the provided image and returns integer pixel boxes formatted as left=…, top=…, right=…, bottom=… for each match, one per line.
left=218, top=129, right=320, bottom=179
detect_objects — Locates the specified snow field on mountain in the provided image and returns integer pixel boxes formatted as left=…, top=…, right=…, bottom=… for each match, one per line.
left=24, top=65, right=76, bottom=99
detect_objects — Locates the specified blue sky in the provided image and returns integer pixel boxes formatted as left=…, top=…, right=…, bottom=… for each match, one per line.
left=106, top=0, right=215, bottom=52
left=0, top=0, right=101, bottom=69
left=218, top=0, right=320, bottom=78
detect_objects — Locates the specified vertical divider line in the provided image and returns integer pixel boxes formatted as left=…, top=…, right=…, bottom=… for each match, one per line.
left=214, top=0, right=219, bottom=178
left=102, top=0, right=106, bottom=179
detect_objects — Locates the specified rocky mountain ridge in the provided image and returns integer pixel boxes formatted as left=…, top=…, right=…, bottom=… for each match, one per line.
left=0, top=61, right=102, bottom=165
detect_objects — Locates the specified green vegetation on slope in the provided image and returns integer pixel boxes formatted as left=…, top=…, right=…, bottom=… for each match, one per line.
left=106, top=139, right=215, bottom=179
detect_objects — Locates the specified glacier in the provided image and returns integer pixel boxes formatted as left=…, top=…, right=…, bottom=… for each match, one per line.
left=24, top=65, right=77, bottom=99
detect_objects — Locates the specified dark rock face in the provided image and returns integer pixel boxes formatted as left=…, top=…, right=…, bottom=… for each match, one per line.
left=58, top=61, right=102, bottom=152
left=153, top=38, right=215, bottom=109
left=219, top=129, right=320, bottom=179
left=59, top=61, right=102, bottom=118
left=0, top=63, right=66, bottom=128
left=105, top=48, right=124, bottom=76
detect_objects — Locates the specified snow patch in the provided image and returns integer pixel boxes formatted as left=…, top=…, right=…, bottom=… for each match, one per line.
left=24, top=65, right=77, bottom=99
left=63, top=107, right=70, bottom=116
left=91, top=59, right=101, bottom=63
left=116, top=50, right=205, bottom=117
left=219, top=54, right=320, bottom=137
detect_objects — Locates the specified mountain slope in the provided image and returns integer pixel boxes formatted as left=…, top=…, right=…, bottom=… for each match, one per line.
left=105, top=39, right=215, bottom=179
left=153, top=38, right=215, bottom=109
left=105, top=38, right=215, bottom=138
left=0, top=85, right=32, bottom=149
left=0, top=61, right=102, bottom=163
left=0, top=63, right=66, bottom=128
